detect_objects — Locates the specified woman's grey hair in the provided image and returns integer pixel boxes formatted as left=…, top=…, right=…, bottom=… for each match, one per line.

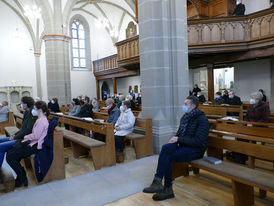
left=251, top=92, right=263, bottom=100
left=105, top=98, right=114, bottom=105
left=1, top=101, right=8, bottom=106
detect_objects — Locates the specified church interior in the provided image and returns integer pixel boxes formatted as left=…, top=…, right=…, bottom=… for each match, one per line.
left=0, top=0, right=274, bottom=205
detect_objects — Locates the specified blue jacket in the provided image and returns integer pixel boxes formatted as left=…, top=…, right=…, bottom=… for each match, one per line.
left=176, top=111, right=209, bottom=155
left=107, top=106, right=120, bottom=125
left=34, top=116, right=58, bottom=182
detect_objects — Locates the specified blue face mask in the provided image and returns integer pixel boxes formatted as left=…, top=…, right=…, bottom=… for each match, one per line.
left=229, top=95, right=233, bottom=99
left=182, top=105, right=189, bottom=113
left=215, top=95, right=220, bottom=99
left=31, top=109, right=38, bottom=116
left=106, top=105, right=111, bottom=109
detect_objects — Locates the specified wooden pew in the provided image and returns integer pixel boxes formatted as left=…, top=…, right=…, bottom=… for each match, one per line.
left=49, top=113, right=116, bottom=170
left=93, top=112, right=154, bottom=159
left=172, top=120, right=274, bottom=206
left=60, top=105, right=72, bottom=115
left=0, top=112, right=15, bottom=134
left=4, top=117, right=65, bottom=185
left=199, top=104, right=243, bottom=120
left=14, top=113, right=23, bottom=128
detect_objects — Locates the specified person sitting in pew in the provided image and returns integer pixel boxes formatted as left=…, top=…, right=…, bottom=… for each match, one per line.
left=0, top=97, right=35, bottom=168
left=48, top=98, right=60, bottom=113
left=0, top=101, right=9, bottom=123
left=126, top=95, right=136, bottom=110
left=105, top=98, right=119, bottom=125
left=143, top=96, right=209, bottom=201
left=222, top=90, right=229, bottom=104
left=69, top=98, right=81, bottom=117
left=91, top=97, right=99, bottom=113
left=6, top=101, right=49, bottom=188
left=213, top=92, right=225, bottom=105
left=117, top=95, right=125, bottom=109
left=246, top=92, right=270, bottom=122
left=78, top=96, right=93, bottom=118
left=197, top=91, right=206, bottom=103
left=114, top=101, right=135, bottom=163
left=259, top=89, right=267, bottom=102
left=228, top=91, right=242, bottom=105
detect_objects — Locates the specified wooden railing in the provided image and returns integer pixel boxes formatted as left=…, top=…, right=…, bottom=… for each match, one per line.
left=93, top=54, right=118, bottom=73
left=93, top=8, right=274, bottom=73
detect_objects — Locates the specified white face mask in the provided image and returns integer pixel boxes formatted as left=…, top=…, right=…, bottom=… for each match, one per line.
left=31, top=109, right=38, bottom=116
left=51, top=100, right=55, bottom=104
left=21, top=104, right=27, bottom=110
left=236, top=1, right=240, bottom=5
left=249, top=99, right=256, bottom=105
left=120, top=106, right=124, bottom=113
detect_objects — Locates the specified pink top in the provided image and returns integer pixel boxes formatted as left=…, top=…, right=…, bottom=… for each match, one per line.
left=23, top=116, right=49, bottom=149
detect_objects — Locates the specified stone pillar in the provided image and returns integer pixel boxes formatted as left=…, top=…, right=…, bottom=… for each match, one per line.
left=270, top=56, right=274, bottom=111
left=34, top=52, right=42, bottom=98
left=42, top=35, right=72, bottom=105
left=139, top=0, right=189, bottom=152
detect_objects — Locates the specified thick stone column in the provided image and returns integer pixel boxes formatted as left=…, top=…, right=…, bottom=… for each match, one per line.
left=42, top=35, right=72, bottom=105
left=34, top=52, right=42, bottom=98
left=139, top=0, right=189, bottom=152
left=270, top=56, right=274, bottom=111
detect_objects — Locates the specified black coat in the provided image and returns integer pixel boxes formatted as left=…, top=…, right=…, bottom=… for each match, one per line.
left=192, top=87, right=201, bottom=96
left=78, top=104, right=93, bottom=118
left=176, top=111, right=209, bottom=155
left=222, top=95, right=229, bottom=104
left=233, top=3, right=245, bottom=16
left=198, top=95, right=206, bottom=103
left=48, top=102, right=60, bottom=113
left=228, top=95, right=242, bottom=105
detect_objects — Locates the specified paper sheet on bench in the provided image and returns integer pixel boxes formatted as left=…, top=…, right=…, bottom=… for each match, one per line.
left=82, top=117, right=94, bottom=121
left=221, top=116, right=239, bottom=121
left=56, top=112, right=64, bottom=115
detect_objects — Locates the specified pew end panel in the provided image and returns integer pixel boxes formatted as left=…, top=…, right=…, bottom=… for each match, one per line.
left=0, top=112, right=15, bottom=134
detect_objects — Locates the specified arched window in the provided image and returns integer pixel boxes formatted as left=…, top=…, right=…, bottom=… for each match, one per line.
left=71, top=19, right=87, bottom=70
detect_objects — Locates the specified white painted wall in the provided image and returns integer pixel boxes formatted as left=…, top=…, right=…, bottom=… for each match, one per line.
left=117, top=76, right=141, bottom=96
left=234, top=59, right=271, bottom=101
left=0, top=1, right=37, bottom=97
left=243, top=0, right=270, bottom=14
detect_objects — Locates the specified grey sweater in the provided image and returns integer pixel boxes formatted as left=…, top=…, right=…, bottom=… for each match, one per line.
left=0, top=106, right=9, bottom=122
left=69, top=105, right=81, bottom=116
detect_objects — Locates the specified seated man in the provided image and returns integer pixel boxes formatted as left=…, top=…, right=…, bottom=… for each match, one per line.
left=105, top=98, right=119, bottom=125
left=213, top=92, right=225, bottom=105
left=0, top=97, right=35, bottom=168
left=246, top=92, right=270, bottom=122
left=197, top=91, right=206, bottom=103
left=143, top=96, right=209, bottom=201
left=228, top=91, right=242, bottom=105
left=0, top=101, right=9, bottom=123
left=7, top=101, right=49, bottom=188
left=69, top=98, right=81, bottom=117
left=78, top=96, right=93, bottom=118
left=114, top=101, right=135, bottom=163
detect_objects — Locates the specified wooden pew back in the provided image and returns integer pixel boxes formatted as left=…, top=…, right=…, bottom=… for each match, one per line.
left=0, top=112, right=15, bottom=134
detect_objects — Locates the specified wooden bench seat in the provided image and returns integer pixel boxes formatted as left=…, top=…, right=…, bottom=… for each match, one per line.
left=56, top=127, right=112, bottom=170
left=4, top=126, right=19, bottom=137
left=172, top=120, right=274, bottom=206
left=0, top=112, right=15, bottom=134
left=0, top=167, right=14, bottom=193
left=93, top=112, right=153, bottom=159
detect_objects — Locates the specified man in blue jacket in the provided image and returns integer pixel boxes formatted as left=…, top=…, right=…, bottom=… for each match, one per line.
left=143, top=96, right=209, bottom=201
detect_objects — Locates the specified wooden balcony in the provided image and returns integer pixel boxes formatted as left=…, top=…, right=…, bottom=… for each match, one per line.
left=93, top=54, right=118, bottom=74
left=93, top=8, right=274, bottom=75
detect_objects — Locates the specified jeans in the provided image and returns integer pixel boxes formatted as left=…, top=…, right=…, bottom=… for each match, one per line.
left=0, top=138, right=16, bottom=167
left=114, top=135, right=124, bottom=152
left=155, top=143, right=203, bottom=187
left=6, top=142, right=39, bottom=183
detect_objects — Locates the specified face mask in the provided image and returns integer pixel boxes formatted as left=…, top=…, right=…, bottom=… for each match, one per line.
left=229, top=95, right=233, bottom=99
left=106, top=105, right=111, bottom=109
left=215, top=95, right=220, bottom=99
left=182, top=105, right=190, bottom=113
left=120, top=106, right=124, bottom=112
left=236, top=1, right=240, bottom=5
left=51, top=100, right=55, bottom=104
left=31, top=109, right=38, bottom=116
left=249, top=99, right=256, bottom=105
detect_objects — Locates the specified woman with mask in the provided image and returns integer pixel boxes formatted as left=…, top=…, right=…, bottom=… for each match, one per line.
left=48, top=98, right=60, bottom=113
left=69, top=98, right=81, bottom=117
left=105, top=98, right=119, bottom=125
left=246, top=92, right=270, bottom=122
left=6, top=101, right=49, bottom=188
left=114, top=101, right=135, bottom=163
left=213, top=92, right=225, bottom=105
left=0, top=97, right=35, bottom=169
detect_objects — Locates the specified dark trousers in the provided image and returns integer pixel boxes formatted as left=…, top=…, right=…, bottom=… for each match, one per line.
left=6, top=142, right=39, bottom=183
left=114, top=135, right=124, bottom=152
left=155, top=143, right=203, bottom=187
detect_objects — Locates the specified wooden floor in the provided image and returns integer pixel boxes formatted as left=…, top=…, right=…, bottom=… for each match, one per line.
left=107, top=160, right=274, bottom=206
left=1, top=145, right=274, bottom=206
